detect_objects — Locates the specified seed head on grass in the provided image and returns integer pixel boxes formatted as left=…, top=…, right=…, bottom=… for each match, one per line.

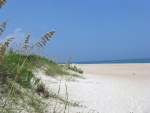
left=0, top=37, right=14, bottom=63
left=23, top=34, right=30, bottom=49
left=35, top=30, right=56, bottom=49
left=22, top=34, right=31, bottom=54
left=0, top=19, right=8, bottom=37
left=0, top=0, right=6, bottom=8
left=65, top=54, right=73, bottom=69
left=0, top=20, right=7, bottom=29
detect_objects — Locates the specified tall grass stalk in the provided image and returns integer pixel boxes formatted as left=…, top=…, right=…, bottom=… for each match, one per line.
left=53, top=78, right=62, bottom=113
left=0, top=55, right=28, bottom=113
left=64, top=81, right=69, bottom=113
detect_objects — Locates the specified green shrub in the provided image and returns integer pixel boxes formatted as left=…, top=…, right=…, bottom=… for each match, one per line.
left=68, top=65, right=83, bottom=74
left=17, top=67, right=33, bottom=88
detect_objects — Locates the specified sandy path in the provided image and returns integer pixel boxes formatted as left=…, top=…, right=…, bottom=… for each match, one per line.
left=34, top=64, right=150, bottom=113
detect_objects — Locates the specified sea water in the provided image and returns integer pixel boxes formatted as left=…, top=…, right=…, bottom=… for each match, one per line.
left=73, top=58, right=150, bottom=64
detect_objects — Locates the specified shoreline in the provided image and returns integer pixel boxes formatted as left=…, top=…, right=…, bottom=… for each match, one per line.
left=71, top=58, right=150, bottom=64
left=72, top=62, right=150, bottom=65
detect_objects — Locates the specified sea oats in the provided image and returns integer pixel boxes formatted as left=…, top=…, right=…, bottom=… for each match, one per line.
left=23, top=34, right=30, bottom=50
left=0, top=20, right=8, bottom=37
left=0, top=0, right=6, bottom=8
left=35, top=30, right=56, bottom=49
left=0, top=37, right=14, bottom=63
left=65, top=54, right=73, bottom=69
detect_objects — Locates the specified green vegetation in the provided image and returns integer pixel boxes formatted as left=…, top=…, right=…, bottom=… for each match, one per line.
left=67, top=65, right=83, bottom=74
left=0, top=49, right=83, bottom=112
left=0, top=1, right=84, bottom=112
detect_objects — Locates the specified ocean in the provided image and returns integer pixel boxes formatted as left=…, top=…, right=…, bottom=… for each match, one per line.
left=72, top=58, right=150, bottom=64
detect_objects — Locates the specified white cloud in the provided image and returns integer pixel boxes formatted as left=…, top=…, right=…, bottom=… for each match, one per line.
left=0, top=28, right=26, bottom=45
left=0, top=28, right=37, bottom=46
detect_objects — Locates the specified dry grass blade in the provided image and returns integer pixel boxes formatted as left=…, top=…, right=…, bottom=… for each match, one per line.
left=0, top=0, right=6, bottom=8
left=44, top=34, right=50, bottom=41
left=64, top=81, right=69, bottom=113
left=65, top=54, right=73, bottom=69
left=24, top=34, right=30, bottom=44
left=41, top=40, right=46, bottom=46
left=4, top=37, right=14, bottom=48
left=0, top=43, right=3, bottom=62
left=41, top=36, right=46, bottom=43
left=0, top=20, right=7, bottom=29
left=35, top=30, right=56, bottom=49
left=0, top=28, right=4, bottom=35
left=0, top=20, right=8, bottom=36
left=0, top=37, right=14, bottom=64
left=53, top=78, right=62, bottom=113
left=23, top=34, right=30, bottom=49
left=0, top=54, right=28, bottom=113
left=37, top=42, right=43, bottom=48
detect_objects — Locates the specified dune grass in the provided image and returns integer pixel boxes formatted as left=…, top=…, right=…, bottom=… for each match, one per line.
left=0, top=25, right=83, bottom=113
left=67, top=65, right=83, bottom=74
left=0, top=46, right=83, bottom=113
left=0, top=2, right=83, bottom=112
left=0, top=51, right=83, bottom=112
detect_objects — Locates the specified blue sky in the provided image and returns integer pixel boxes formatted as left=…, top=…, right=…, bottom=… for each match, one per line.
left=0, top=0, right=150, bottom=62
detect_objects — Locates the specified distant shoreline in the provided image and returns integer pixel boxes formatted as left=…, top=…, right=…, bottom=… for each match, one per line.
left=71, top=58, right=150, bottom=64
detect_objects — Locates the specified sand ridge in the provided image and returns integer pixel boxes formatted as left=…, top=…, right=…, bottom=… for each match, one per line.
left=34, top=63, right=150, bottom=113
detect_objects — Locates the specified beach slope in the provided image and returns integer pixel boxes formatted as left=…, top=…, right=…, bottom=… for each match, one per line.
left=34, top=63, right=150, bottom=113
left=72, top=63, right=150, bottom=113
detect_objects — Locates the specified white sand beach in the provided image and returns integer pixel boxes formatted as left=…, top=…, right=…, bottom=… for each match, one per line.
left=34, top=63, right=150, bottom=113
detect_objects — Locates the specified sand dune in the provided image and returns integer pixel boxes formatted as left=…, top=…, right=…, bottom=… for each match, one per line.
left=34, top=63, right=150, bottom=113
